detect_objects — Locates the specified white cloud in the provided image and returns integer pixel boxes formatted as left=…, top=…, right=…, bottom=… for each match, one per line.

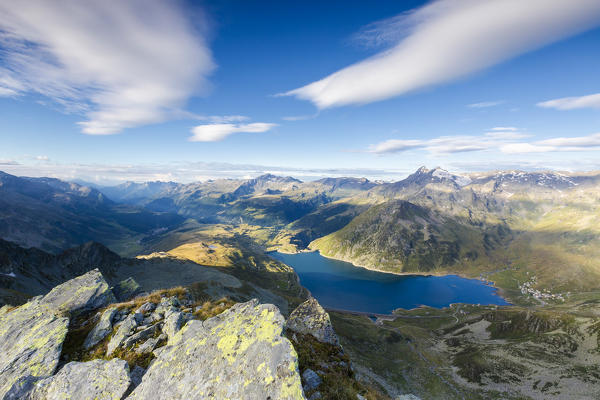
left=283, top=0, right=600, bottom=108
left=368, top=139, right=426, bottom=154
left=0, top=0, right=214, bottom=134
left=190, top=122, right=277, bottom=142
left=499, top=143, right=555, bottom=154
left=0, top=161, right=416, bottom=185
left=0, top=160, right=19, bottom=166
left=537, top=93, right=600, bottom=110
left=467, top=101, right=504, bottom=108
left=369, top=129, right=600, bottom=155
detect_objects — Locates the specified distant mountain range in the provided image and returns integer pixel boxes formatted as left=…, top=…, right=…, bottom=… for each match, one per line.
left=0, top=171, right=184, bottom=253
left=2, top=167, right=600, bottom=295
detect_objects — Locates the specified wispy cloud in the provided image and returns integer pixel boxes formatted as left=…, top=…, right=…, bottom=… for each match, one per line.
left=467, top=101, right=504, bottom=108
left=190, top=122, right=277, bottom=142
left=368, top=129, right=600, bottom=155
left=0, top=160, right=19, bottom=166
left=537, top=93, right=600, bottom=110
left=281, top=113, right=319, bottom=121
left=0, top=1, right=214, bottom=134
left=283, top=0, right=600, bottom=109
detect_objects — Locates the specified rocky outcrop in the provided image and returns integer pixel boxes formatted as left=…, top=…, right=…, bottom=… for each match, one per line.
left=0, top=269, right=115, bottom=398
left=286, top=297, right=339, bottom=346
left=20, top=359, right=131, bottom=400
left=83, top=307, right=117, bottom=349
left=107, top=313, right=139, bottom=356
left=302, top=369, right=322, bottom=392
left=127, top=299, right=305, bottom=400
left=0, top=300, right=68, bottom=399
left=162, top=311, right=183, bottom=340
left=40, top=268, right=116, bottom=315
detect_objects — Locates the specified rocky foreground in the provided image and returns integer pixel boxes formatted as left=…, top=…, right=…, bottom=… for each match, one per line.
left=0, top=269, right=362, bottom=400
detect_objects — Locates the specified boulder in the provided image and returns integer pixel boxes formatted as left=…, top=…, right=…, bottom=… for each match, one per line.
left=0, top=269, right=114, bottom=398
left=106, top=313, right=139, bottom=355
left=40, top=268, right=116, bottom=315
left=25, top=359, right=131, bottom=400
left=83, top=307, right=117, bottom=349
left=127, top=299, right=305, bottom=400
left=130, top=366, right=146, bottom=388
left=136, top=337, right=160, bottom=354
left=286, top=297, right=339, bottom=346
left=136, top=302, right=156, bottom=314
left=163, top=311, right=184, bottom=340
left=122, top=324, right=158, bottom=350
left=302, top=369, right=322, bottom=392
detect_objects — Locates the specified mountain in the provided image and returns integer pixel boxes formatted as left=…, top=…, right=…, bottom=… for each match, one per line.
left=99, top=181, right=181, bottom=204
left=311, top=199, right=510, bottom=273
left=0, top=171, right=184, bottom=253
left=310, top=168, right=600, bottom=294
left=0, top=239, right=124, bottom=300
left=230, top=173, right=302, bottom=198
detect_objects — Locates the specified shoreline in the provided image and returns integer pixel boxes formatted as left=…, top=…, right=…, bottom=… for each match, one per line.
left=311, top=248, right=507, bottom=294
left=269, top=247, right=513, bottom=305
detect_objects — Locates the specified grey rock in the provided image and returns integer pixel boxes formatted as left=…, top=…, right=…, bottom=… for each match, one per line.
left=163, top=311, right=184, bottom=340
left=152, top=346, right=166, bottom=358
left=83, top=307, right=117, bottom=349
left=136, top=337, right=160, bottom=354
left=31, top=359, right=131, bottom=400
left=302, top=369, right=322, bottom=392
left=286, top=297, right=339, bottom=346
left=309, top=392, right=322, bottom=400
left=40, top=268, right=116, bottom=315
left=3, top=375, right=43, bottom=400
left=357, top=395, right=366, bottom=400
left=395, top=395, right=421, bottom=400
left=0, top=304, right=11, bottom=317
left=126, top=299, right=305, bottom=400
left=122, top=324, right=158, bottom=350
left=136, top=302, right=156, bottom=314
left=0, top=270, right=114, bottom=398
left=130, top=366, right=146, bottom=388
left=133, top=311, right=144, bottom=325
left=107, top=314, right=139, bottom=355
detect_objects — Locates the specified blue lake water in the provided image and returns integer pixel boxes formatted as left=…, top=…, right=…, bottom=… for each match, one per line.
left=271, top=251, right=509, bottom=314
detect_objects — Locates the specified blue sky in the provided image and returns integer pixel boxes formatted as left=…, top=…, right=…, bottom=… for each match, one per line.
left=1, top=0, right=600, bottom=183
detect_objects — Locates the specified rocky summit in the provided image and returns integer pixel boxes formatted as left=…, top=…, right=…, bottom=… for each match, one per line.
left=0, top=269, right=115, bottom=399
left=128, top=299, right=304, bottom=400
left=0, top=269, right=308, bottom=400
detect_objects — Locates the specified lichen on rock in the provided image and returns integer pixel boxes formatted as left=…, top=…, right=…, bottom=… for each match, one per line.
left=40, top=268, right=116, bottom=315
left=286, top=297, right=340, bottom=346
left=0, top=269, right=115, bottom=398
left=127, top=299, right=306, bottom=400
left=83, top=307, right=117, bottom=349
left=24, top=359, right=131, bottom=400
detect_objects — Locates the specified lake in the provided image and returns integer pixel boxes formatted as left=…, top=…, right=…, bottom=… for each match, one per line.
left=271, top=251, right=509, bottom=314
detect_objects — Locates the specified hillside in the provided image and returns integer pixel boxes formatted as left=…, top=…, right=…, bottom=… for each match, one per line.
left=0, top=171, right=184, bottom=253
left=306, top=168, right=600, bottom=298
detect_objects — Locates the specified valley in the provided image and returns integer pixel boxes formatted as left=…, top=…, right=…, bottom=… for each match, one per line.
left=2, top=166, right=600, bottom=399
